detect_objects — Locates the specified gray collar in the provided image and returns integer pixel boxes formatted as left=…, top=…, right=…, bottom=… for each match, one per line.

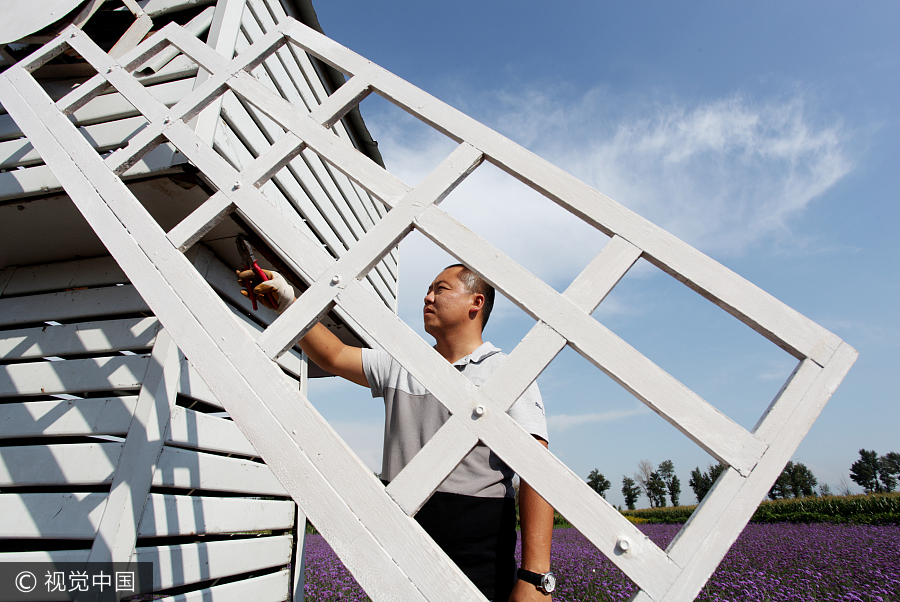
left=452, top=341, right=501, bottom=367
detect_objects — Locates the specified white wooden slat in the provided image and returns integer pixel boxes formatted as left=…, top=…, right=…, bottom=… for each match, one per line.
left=230, top=305, right=306, bottom=382
left=137, top=494, right=295, bottom=537
left=0, top=355, right=151, bottom=397
left=0, top=443, right=121, bottom=486
left=656, top=344, right=857, bottom=601
left=166, top=405, right=258, bottom=457
left=214, top=96, right=343, bottom=251
left=66, top=32, right=167, bottom=124
left=153, top=570, right=290, bottom=602
left=249, top=0, right=319, bottom=108
left=662, top=361, right=824, bottom=570
left=1, top=114, right=153, bottom=170
left=282, top=18, right=841, bottom=366
left=178, top=360, right=222, bottom=409
left=1, top=256, right=126, bottom=296
left=174, top=139, right=333, bottom=287
left=337, top=282, right=681, bottom=598
left=385, top=421, right=478, bottom=516
left=236, top=20, right=375, bottom=251
left=109, top=13, right=155, bottom=60
left=0, top=142, right=181, bottom=201
left=217, top=77, right=352, bottom=258
left=216, top=70, right=395, bottom=305
left=88, top=329, right=182, bottom=565
left=166, top=191, right=236, bottom=252
left=141, top=0, right=217, bottom=19
left=388, top=240, right=641, bottom=513
left=0, top=535, right=292, bottom=591
left=216, top=53, right=392, bottom=293
left=138, top=6, right=216, bottom=74
left=243, top=130, right=307, bottom=186
left=257, top=142, right=484, bottom=360
left=23, top=56, right=197, bottom=120
left=0, top=285, right=149, bottom=327
left=0, top=317, right=159, bottom=360
left=294, top=346, right=309, bottom=602
left=192, top=0, right=247, bottom=146
left=136, top=535, right=292, bottom=592
left=154, top=446, right=288, bottom=495
left=415, top=205, right=766, bottom=474
left=385, top=322, right=564, bottom=516
left=0, top=492, right=108, bottom=539
left=0, top=71, right=472, bottom=602
left=0, top=396, right=137, bottom=439
left=0, top=549, right=90, bottom=563
left=307, top=72, right=373, bottom=130
left=228, top=71, right=412, bottom=206
left=195, top=245, right=324, bottom=379
left=247, top=0, right=399, bottom=281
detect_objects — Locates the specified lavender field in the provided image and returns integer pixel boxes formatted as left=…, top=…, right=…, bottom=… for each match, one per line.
left=302, top=523, right=900, bottom=601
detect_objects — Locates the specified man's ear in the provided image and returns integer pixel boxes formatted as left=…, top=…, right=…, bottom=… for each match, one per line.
left=469, top=293, right=485, bottom=320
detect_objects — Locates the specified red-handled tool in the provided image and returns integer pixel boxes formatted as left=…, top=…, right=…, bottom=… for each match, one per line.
left=236, top=235, right=279, bottom=311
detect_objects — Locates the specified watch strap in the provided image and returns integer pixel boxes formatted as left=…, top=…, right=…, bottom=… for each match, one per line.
left=517, top=568, right=554, bottom=594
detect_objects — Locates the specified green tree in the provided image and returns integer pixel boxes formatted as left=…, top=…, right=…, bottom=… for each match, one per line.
left=883, top=452, right=900, bottom=476
left=789, top=462, right=818, bottom=497
left=769, top=461, right=818, bottom=499
left=621, top=476, right=641, bottom=510
left=689, top=463, right=726, bottom=503
left=768, top=467, right=791, bottom=500
left=850, top=449, right=896, bottom=493
left=880, top=452, right=899, bottom=492
left=668, top=475, right=681, bottom=507
left=647, top=471, right=668, bottom=508
left=587, top=469, right=611, bottom=499
left=657, top=460, right=680, bottom=506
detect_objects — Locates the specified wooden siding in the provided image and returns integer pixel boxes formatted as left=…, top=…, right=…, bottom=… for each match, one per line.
left=0, top=0, right=398, bottom=313
left=0, top=252, right=302, bottom=601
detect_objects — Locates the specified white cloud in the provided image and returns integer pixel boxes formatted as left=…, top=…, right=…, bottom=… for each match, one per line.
left=363, top=87, right=852, bottom=334
left=564, top=96, right=853, bottom=254
left=548, top=406, right=649, bottom=433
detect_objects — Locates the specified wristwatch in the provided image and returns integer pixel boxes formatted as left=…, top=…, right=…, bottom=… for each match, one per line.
left=517, top=568, right=556, bottom=595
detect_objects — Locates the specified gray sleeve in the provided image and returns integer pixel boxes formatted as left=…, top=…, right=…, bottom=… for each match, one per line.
left=360, top=348, right=393, bottom=399
left=507, top=381, right=549, bottom=443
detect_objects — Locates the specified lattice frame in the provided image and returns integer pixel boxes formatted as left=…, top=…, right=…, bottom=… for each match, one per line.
left=0, top=19, right=857, bottom=601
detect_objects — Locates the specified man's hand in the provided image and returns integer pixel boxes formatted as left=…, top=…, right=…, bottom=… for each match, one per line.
left=236, top=269, right=295, bottom=311
left=509, top=578, right=552, bottom=602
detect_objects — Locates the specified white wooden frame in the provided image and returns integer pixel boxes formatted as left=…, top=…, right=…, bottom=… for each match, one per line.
left=0, top=18, right=856, bottom=602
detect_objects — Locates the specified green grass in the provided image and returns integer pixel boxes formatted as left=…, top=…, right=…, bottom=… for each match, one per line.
left=620, top=492, right=900, bottom=524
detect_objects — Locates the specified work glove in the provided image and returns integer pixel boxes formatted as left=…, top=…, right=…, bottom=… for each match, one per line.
left=236, top=269, right=296, bottom=313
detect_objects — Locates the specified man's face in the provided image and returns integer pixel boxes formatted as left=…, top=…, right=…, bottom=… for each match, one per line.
left=423, top=266, right=481, bottom=337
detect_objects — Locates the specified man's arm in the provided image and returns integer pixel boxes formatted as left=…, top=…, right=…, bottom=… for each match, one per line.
left=238, top=269, right=368, bottom=387
left=511, top=436, right=554, bottom=601
left=297, top=322, right=367, bottom=387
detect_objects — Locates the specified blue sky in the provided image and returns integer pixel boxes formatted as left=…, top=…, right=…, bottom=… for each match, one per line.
left=306, top=1, right=899, bottom=509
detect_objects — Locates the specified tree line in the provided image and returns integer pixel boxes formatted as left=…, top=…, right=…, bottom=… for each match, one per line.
left=584, top=448, right=900, bottom=509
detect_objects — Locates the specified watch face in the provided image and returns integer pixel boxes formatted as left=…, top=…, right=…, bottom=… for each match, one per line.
left=541, top=572, right=556, bottom=593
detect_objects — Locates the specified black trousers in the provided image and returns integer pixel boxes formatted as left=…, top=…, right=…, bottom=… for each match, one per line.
left=414, top=491, right=517, bottom=601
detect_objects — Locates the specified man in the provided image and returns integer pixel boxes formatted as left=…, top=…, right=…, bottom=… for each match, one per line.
left=240, top=264, right=555, bottom=601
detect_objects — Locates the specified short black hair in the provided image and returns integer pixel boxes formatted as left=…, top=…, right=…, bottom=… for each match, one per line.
left=445, top=264, right=495, bottom=330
